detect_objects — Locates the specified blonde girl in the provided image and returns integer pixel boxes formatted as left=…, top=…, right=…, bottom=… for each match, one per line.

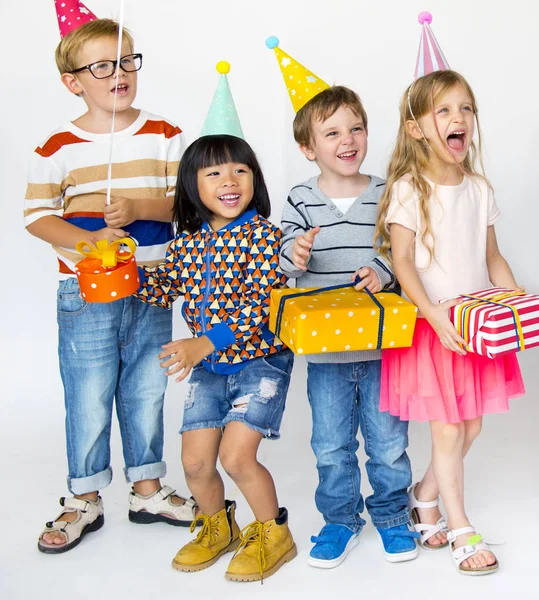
left=375, top=70, right=525, bottom=575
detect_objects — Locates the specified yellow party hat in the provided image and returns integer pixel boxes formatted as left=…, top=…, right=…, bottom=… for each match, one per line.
left=266, top=36, right=330, bottom=113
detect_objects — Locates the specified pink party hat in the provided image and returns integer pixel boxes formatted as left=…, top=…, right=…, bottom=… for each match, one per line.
left=55, top=0, right=97, bottom=39
left=414, top=11, right=450, bottom=79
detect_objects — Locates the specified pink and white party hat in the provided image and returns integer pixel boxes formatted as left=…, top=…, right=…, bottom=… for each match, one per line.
left=414, top=11, right=450, bottom=79
left=55, top=0, right=97, bottom=39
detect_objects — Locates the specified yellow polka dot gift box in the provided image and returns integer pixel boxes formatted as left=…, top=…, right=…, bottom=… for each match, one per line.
left=269, top=282, right=418, bottom=355
left=74, top=238, right=140, bottom=303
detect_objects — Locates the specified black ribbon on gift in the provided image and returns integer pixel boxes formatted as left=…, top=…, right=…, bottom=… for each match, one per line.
left=274, top=276, right=386, bottom=350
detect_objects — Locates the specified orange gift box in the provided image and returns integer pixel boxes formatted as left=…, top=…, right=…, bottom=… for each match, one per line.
left=74, top=238, right=140, bottom=303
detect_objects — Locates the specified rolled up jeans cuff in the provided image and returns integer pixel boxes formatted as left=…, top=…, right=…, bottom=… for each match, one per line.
left=68, top=466, right=113, bottom=495
left=372, top=510, right=411, bottom=530
left=124, top=461, right=167, bottom=484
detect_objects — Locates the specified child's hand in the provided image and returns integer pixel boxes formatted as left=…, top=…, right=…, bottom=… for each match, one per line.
left=90, top=227, right=129, bottom=244
left=353, top=267, right=381, bottom=293
left=291, top=226, right=320, bottom=271
left=423, top=298, right=467, bottom=356
left=159, top=336, right=215, bottom=383
left=104, top=197, right=139, bottom=228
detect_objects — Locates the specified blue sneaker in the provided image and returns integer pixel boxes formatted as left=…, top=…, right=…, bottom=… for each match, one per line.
left=377, top=523, right=420, bottom=563
left=308, top=524, right=360, bottom=569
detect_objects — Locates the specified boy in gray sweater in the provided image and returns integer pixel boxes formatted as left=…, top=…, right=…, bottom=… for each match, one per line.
left=279, top=86, right=416, bottom=568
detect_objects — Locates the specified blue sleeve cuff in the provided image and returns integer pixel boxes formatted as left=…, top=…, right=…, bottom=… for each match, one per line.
left=137, top=266, right=149, bottom=293
left=205, top=323, right=236, bottom=351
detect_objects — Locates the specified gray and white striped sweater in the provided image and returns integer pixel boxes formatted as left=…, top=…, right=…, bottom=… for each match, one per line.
left=279, top=175, right=395, bottom=363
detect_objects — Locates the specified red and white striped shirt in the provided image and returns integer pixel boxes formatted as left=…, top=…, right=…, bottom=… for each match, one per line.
left=25, top=110, right=185, bottom=277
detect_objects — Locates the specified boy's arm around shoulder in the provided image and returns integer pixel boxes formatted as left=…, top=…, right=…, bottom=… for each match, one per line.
left=279, top=189, right=315, bottom=280
left=135, top=235, right=186, bottom=309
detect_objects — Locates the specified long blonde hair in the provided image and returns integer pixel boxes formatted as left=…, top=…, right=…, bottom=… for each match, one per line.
left=374, top=70, right=487, bottom=265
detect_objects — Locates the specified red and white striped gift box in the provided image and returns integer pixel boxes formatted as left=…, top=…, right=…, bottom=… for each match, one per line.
left=448, top=287, right=539, bottom=358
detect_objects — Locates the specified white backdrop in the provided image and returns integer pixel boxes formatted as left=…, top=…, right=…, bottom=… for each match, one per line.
left=1, top=1, right=538, bottom=598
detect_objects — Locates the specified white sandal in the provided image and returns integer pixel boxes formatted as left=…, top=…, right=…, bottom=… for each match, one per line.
left=447, top=526, right=499, bottom=576
left=38, top=496, right=104, bottom=554
left=128, top=485, right=198, bottom=527
left=408, top=483, right=448, bottom=550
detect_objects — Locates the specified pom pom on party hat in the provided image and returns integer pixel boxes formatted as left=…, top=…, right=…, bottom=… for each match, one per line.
left=200, top=61, right=245, bottom=139
left=55, top=0, right=97, bottom=39
left=414, top=11, right=450, bottom=79
left=265, top=36, right=329, bottom=113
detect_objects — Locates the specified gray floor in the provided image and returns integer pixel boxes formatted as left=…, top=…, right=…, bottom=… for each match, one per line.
left=1, top=346, right=537, bottom=600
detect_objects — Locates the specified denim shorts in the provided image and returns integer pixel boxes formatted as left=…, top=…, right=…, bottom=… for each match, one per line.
left=181, top=349, right=294, bottom=439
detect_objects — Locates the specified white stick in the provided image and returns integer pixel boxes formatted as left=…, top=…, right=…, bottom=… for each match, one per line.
left=106, top=0, right=126, bottom=206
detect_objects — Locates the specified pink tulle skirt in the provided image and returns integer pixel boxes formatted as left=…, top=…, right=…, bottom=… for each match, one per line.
left=380, top=318, right=525, bottom=423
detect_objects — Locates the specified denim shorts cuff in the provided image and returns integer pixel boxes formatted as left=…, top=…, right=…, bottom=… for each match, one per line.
left=68, top=467, right=113, bottom=495
left=372, top=511, right=411, bottom=529
left=180, top=421, right=224, bottom=435
left=222, top=413, right=280, bottom=440
left=124, top=461, right=167, bottom=484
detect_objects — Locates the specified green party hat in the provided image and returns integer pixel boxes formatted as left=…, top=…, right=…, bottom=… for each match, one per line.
left=201, top=61, right=244, bottom=139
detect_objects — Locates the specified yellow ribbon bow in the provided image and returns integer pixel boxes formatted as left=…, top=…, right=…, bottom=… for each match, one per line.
left=76, top=238, right=136, bottom=268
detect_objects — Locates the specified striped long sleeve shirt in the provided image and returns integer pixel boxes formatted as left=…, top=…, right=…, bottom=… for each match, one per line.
left=279, top=175, right=395, bottom=363
left=24, top=110, right=185, bottom=276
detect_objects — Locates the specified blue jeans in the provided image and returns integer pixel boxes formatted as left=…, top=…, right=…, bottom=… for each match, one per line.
left=57, top=278, right=172, bottom=495
left=181, top=349, right=294, bottom=439
left=307, top=360, right=411, bottom=532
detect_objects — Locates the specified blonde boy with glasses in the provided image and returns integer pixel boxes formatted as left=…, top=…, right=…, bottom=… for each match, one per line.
left=25, top=12, right=195, bottom=554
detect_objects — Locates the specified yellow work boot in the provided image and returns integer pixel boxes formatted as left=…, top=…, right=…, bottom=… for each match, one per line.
left=225, top=507, right=297, bottom=583
left=172, top=500, right=240, bottom=572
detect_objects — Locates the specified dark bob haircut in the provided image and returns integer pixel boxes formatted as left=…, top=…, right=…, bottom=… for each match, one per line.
left=173, top=134, right=271, bottom=233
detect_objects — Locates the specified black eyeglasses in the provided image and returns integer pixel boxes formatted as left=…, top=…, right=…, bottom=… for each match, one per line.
left=70, top=53, right=143, bottom=79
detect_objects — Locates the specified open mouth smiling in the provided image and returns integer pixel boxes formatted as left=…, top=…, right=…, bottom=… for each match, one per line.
left=446, top=130, right=466, bottom=152
left=337, top=150, right=358, bottom=161
left=218, top=193, right=241, bottom=206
